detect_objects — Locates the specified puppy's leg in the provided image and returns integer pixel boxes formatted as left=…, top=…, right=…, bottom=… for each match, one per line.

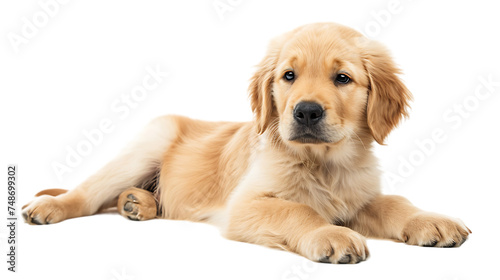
left=224, top=196, right=369, bottom=264
left=347, top=195, right=471, bottom=247
left=22, top=116, right=177, bottom=225
left=117, top=187, right=157, bottom=221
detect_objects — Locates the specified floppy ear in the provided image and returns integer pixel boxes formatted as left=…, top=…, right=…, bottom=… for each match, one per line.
left=361, top=40, right=413, bottom=145
left=248, top=42, right=282, bottom=134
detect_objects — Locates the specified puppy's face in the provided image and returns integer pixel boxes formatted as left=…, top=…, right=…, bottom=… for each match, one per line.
left=250, top=23, right=412, bottom=150
left=273, top=27, right=370, bottom=146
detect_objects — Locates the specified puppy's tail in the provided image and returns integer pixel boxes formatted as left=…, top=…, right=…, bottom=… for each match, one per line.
left=35, top=188, right=68, bottom=197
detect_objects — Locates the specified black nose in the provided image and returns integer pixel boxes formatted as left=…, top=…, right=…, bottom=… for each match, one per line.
left=293, top=102, right=324, bottom=126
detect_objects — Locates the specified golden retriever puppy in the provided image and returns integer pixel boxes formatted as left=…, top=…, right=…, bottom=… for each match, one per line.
left=23, top=22, right=470, bottom=264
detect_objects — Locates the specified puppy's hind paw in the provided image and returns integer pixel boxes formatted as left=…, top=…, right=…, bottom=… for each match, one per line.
left=117, top=188, right=157, bottom=221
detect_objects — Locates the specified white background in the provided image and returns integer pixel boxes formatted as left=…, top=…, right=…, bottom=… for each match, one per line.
left=1, top=1, right=500, bottom=279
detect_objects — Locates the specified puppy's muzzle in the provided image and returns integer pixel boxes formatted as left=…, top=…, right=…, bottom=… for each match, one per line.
left=290, top=102, right=330, bottom=144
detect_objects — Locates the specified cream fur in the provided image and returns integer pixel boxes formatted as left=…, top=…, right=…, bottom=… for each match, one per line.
left=23, top=22, right=470, bottom=264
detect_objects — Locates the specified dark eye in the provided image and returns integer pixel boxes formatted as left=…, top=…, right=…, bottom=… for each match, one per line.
left=284, top=71, right=295, bottom=81
left=335, top=73, right=351, bottom=84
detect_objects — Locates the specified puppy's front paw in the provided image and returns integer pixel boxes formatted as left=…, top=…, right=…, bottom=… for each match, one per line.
left=22, top=195, right=66, bottom=225
left=401, top=213, right=471, bottom=247
left=299, top=226, right=369, bottom=264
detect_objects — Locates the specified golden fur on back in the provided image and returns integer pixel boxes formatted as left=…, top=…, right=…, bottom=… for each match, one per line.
left=23, top=23, right=470, bottom=264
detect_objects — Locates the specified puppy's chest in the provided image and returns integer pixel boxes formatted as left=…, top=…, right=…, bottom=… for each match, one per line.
left=277, top=162, right=373, bottom=222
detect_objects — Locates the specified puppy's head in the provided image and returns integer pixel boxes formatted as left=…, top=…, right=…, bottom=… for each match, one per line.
left=249, top=23, right=412, bottom=149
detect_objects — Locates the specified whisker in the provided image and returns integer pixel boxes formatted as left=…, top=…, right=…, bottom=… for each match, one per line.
left=343, top=127, right=368, bottom=151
